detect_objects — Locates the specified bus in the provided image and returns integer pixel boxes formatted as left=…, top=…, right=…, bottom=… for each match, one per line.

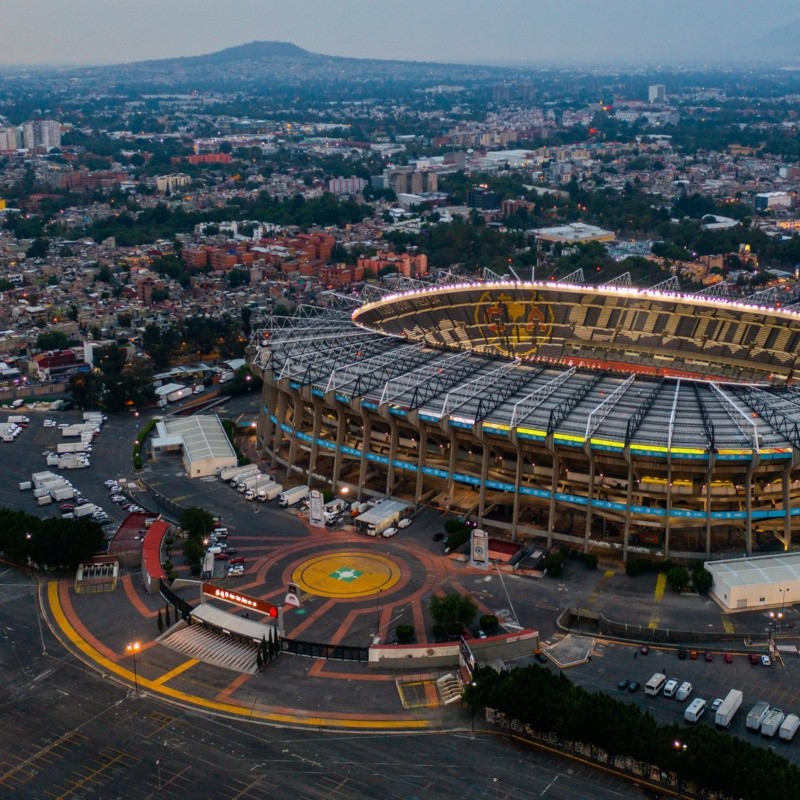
left=645, top=673, right=667, bottom=696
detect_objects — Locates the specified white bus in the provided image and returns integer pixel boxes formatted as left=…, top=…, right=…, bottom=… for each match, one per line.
left=685, top=698, right=707, bottom=723
left=645, top=673, right=667, bottom=696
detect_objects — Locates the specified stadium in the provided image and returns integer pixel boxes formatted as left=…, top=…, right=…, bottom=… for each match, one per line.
left=249, top=279, right=800, bottom=561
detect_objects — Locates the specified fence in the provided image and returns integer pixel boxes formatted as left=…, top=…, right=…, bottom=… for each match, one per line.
left=283, top=638, right=369, bottom=662
left=159, top=578, right=194, bottom=622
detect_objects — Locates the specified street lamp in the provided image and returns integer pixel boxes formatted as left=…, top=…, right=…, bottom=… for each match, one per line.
left=673, top=740, right=688, bottom=799
left=126, top=641, right=141, bottom=694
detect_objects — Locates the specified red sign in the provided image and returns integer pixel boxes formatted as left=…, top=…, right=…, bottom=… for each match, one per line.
left=201, top=583, right=278, bottom=618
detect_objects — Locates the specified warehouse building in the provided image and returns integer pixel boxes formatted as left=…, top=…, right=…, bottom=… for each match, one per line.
left=151, top=415, right=237, bottom=478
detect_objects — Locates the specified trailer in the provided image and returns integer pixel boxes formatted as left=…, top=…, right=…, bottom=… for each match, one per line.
left=278, top=485, right=309, bottom=508
left=779, top=713, right=800, bottom=742
left=37, top=495, right=52, bottom=506
left=221, top=464, right=258, bottom=483
left=230, top=467, right=260, bottom=488
left=715, top=690, right=743, bottom=729
left=73, top=503, right=98, bottom=518
left=83, top=412, right=104, bottom=423
left=167, top=386, right=192, bottom=403
left=18, top=481, right=32, bottom=491
left=7, top=415, right=29, bottom=424
left=258, top=483, right=283, bottom=501
left=32, top=471, right=61, bottom=489
left=355, top=499, right=411, bottom=537
left=51, top=486, right=75, bottom=502
left=245, top=475, right=274, bottom=499
left=57, top=442, right=86, bottom=454
left=761, top=708, right=785, bottom=738
left=61, top=423, right=94, bottom=437
left=58, top=455, right=88, bottom=469
left=746, top=701, right=770, bottom=731
left=33, top=487, right=52, bottom=499
left=238, top=474, right=262, bottom=494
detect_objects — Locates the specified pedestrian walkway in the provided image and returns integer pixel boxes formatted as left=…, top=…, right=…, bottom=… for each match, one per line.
left=161, top=624, right=259, bottom=674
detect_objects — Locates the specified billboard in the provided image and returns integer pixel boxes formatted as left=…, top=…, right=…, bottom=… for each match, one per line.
left=470, top=528, right=489, bottom=570
left=201, top=583, right=278, bottom=618
left=309, top=489, right=325, bottom=527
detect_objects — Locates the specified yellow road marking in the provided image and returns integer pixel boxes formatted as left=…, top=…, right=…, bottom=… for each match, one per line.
left=721, top=616, right=735, bottom=634
left=47, top=581, right=428, bottom=731
left=153, top=658, right=199, bottom=686
left=648, top=573, right=667, bottom=629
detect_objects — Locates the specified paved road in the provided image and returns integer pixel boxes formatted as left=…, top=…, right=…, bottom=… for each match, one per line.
left=1, top=566, right=647, bottom=800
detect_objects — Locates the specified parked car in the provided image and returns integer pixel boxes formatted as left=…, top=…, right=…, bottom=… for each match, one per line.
left=535, top=651, right=548, bottom=664
left=711, top=698, right=724, bottom=713
left=229, top=557, right=245, bottom=565
left=214, top=552, right=228, bottom=561
left=761, top=655, right=772, bottom=667
left=617, top=678, right=630, bottom=690
left=749, top=653, right=761, bottom=666
left=628, top=681, right=640, bottom=693
left=723, top=653, right=733, bottom=664
left=678, top=646, right=687, bottom=660
left=227, top=565, right=244, bottom=576
left=705, top=651, right=714, bottom=662
left=640, top=645, right=649, bottom=655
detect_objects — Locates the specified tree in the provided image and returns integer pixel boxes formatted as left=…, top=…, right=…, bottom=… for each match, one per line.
left=157, top=607, right=164, bottom=634
left=36, top=330, right=70, bottom=351
left=180, top=507, right=216, bottom=539
left=429, top=593, right=477, bottom=632
left=67, top=371, right=105, bottom=410
left=164, top=603, right=171, bottom=627
left=666, top=566, right=690, bottom=592
left=256, top=649, right=263, bottom=671
left=26, top=237, right=50, bottom=259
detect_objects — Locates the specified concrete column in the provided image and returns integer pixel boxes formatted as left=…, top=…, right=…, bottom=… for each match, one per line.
left=307, top=399, right=323, bottom=482
left=583, top=445, right=594, bottom=554
left=622, top=456, right=633, bottom=563
left=357, top=415, right=372, bottom=502
left=331, top=406, right=347, bottom=492
left=256, top=382, right=274, bottom=456
left=270, top=389, right=289, bottom=470
left=415, top=429, right=428, bottom=506
left=547, top=448, right=559, bottom=549
left=477, top=439, right=490, bottom=526
left=705, top=458, right=715, bottom=559
left=285, top=389, right=303, bottom=480
left=445, top=430, right=458, bottom=511
left=386, top=417, right=399, bottom=496
left=745, top=456, right=759, bottom=556
left=663, top=461, right=673, bottom=560
left=511, top=439, right=523, bottom=543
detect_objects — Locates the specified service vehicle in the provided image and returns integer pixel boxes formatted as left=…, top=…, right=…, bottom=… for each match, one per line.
left=645, top=673, right=667, bottom=697
left=715, top=690, right=743, bottom=729
left=227, top=565, right=244, bottom=576
left=684, top=698, right=707, bottom=723
left=779, top=713, right=800, bottom=742
left=279, top=485, right=310, bottom=508
left=676, top=682, right=693, bottom=702
left=761, top=708, right=785, bottom=738
left=257, top=482, right=283, bottom=501
left=663, top=679, right=679, bottom=698
left=746, top=701, right=770, bottom=731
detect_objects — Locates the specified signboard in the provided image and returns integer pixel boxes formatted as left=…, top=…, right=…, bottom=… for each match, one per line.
left=202, top=551, right=215, bottom=577
left=201, top=583, right=278, bottom=618
left=309, top=489, right=325, bottom=528
left=284, top=583, right=301, bottom=607
left=470, top=528, right=489, bottom=570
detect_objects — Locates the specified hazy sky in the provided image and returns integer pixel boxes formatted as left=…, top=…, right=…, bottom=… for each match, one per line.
left=2, top=0, right=799, bottom=67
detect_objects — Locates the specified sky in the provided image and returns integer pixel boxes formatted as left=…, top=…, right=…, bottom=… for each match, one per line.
left=2, top=0, right=800, bottom=67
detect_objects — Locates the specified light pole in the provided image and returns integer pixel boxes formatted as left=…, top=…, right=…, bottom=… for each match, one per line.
left=376, top=589, right=381, bottom=636
left=469, top=680, right=477, bottom=734
left=673, top=739, right=688, bottom=799
left=126, top=641, right=141, bottom=694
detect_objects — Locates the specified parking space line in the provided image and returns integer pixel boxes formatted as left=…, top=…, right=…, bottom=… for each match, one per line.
left=648, top=573, right=667, bottom=629
left=721, top=615, right=735, bottom=634
left=152, top=658, right=199, bottom=686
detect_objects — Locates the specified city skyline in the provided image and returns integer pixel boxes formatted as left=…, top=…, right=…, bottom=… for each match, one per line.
left=2, top=0, right=800, bottom=68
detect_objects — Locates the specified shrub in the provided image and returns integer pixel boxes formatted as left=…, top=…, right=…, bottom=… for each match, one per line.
left=446, top=528, right=471, bottom=551
left=432, top=624, right=447, bottom=642
left=480, top=614, right=499, bottom=632
left=666, top=565, right=690, bottom=592
left=396, top=624, right=414, bottom=643
left=544, top=549, right=566, bottom=577
left=579, top=552, right=598, bottom=570
left=692, top=565, right=713, bottom=594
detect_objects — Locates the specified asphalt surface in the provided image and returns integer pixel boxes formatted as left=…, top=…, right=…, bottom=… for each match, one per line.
left=4, top=396, right=800, bottom=796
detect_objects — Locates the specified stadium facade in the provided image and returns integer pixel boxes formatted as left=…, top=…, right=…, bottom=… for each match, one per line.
left=249, top=281, right=800, bottom=561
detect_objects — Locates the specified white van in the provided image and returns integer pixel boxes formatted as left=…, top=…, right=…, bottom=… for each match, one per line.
left=676, top=682, right=693, bottom=702
left=663, top=679, right=679, bottom=698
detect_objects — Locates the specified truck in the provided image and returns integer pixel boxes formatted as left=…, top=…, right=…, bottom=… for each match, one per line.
left=61, top=423, right=93, bottom=437
left=8, top=415, right=29, bottom=424
left=356, top=499, right=410, bottom=537
left=715, top=689, right=743, bottom=729
left=324, top=498, right=349, bottom=525
left=57, top=442, right=86, bottom=454
left=83, top=412, right=104, bottom=423
left=167, top=386, right=192, bottom=403
left=279, top=485, right=309, bottom=508
left=245, top=475, right=274, bottom=500
left=18, top=481, right=31, bottom=491
left=761, top=708, right=785, bottom=738
left=746, top=701, right=770, bottom=731
left=51, top=486, right=75, bottom=502
left=258, top=483, right=283, bottom=501
left=779, top=713, right=800, bottom=742
left=684, top=698, right=707, bottom=723
left=73, top=503, right=98, bottom=518
left=59, top=455, right=88, bottom=469
left=218, top=370, right=235, bottom=383
left=222, top=464, right=259, bottom=484
left=33, top=487, right=52, bottom=499
left=238, top=474, right=263, bottom=494
left=231, top=468, right=260, bottom=489
left=46, top=454, right=60, bottom=466
left=37, top=494, right=52, bottom=506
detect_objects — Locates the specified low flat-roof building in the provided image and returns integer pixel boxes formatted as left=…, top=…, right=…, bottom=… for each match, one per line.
left=533, top=222, right=615, bottom=246
left=706, top=553, right=800, bottom=612
left=151, top=415, right=237, bottom=478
